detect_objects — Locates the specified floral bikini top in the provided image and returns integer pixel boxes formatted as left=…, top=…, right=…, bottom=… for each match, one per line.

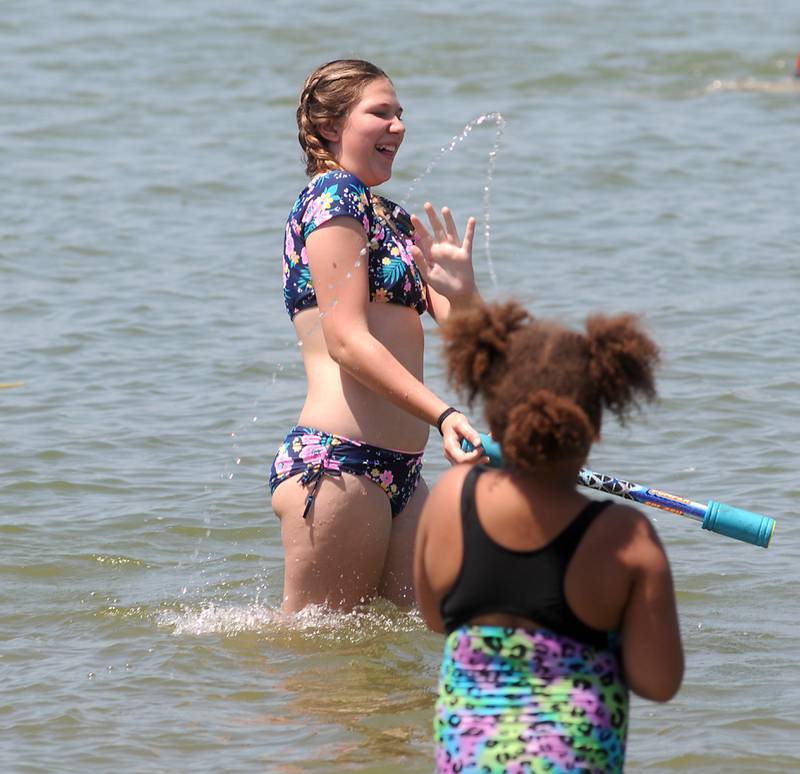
left=282, top=170, right=428, bottom=319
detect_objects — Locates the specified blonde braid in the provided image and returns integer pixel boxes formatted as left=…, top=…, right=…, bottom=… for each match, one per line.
left=296, top=78, right=340, bottom=177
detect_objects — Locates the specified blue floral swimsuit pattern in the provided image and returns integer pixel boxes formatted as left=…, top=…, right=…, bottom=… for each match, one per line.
left=273, top=171, right=428, bottom=519
left=269, top=426, right=423, bottom=519
left=282, top=169, right=427, bottom=319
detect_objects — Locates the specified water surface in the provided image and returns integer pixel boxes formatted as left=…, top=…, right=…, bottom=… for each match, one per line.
left=2, top=1, right=799, bottom=771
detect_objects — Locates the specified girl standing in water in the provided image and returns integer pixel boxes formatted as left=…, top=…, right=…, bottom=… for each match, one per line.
left=415, top=300, right=683, bottom=773
left=270, top=59, right=483, bottom=612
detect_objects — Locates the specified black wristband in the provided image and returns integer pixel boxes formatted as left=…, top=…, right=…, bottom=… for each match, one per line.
left=436, top=407, right=461, bottom=435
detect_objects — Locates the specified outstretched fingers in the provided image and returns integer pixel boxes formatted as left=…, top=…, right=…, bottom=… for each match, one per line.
left=410, top=214, right=434, bottom=261
left=411, top=204, right=476, bottom=280
left=441, top=207, right=460, bottom=243
left=420, top=203, right=475, bottom=249
left=462, top=216, right=476, bottom=254
left=422, top=202, right=447, bottom=241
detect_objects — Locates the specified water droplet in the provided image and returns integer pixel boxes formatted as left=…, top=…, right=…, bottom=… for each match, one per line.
left=87, top=672, right=95, bottom=680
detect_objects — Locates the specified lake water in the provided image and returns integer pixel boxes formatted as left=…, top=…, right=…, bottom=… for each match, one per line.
left=2, top=1, right=799, bottom=771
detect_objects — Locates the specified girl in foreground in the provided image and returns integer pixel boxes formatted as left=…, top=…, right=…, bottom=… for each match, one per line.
left=270, top=59, right=483, bottom=612
left=414, top=301, right=683, bottom=773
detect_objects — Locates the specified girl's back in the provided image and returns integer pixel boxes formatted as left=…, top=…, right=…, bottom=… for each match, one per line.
left=413, top=299, right=683, bottom=773
left=419, top=462, right=681, bottom=774
left=435, top=464, right=635, bottom=634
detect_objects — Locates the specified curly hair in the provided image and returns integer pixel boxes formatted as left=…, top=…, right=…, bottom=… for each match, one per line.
left=441, top=300, right=660, bottom=471
left=296, top=59, right=390, bottom=177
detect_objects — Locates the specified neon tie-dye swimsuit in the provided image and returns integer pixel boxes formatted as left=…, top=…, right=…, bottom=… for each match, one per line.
left=435, top=625, right=628, bottom=773
left=435, top=466, right=629, bottom=773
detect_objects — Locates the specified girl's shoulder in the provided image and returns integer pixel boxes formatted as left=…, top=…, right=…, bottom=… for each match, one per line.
left=581, top=500, right=664, bottom=561
left=304, top=169, right=371, bottom=199
left=289, top=171, right=374, bottom=236
left=427, top=463, right=482, bottom=511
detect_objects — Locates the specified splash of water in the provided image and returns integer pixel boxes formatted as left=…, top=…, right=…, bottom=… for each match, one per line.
left=402, top=112, right=506, bottom=288
left=158, top=600, right=425, bottom=641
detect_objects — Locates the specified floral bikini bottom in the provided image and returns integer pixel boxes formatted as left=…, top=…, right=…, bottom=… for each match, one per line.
left=269, top=425, right=424, bottom=519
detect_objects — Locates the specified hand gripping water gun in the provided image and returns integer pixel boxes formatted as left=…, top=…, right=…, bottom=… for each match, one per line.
left=462, top=434, right=775, bottom=548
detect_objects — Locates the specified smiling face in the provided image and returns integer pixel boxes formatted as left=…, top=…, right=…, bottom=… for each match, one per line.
left=326, top=77, right=405, bottom=187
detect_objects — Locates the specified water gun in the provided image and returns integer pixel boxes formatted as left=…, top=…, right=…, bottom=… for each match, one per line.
left=462, top=434, right=775, bottom=548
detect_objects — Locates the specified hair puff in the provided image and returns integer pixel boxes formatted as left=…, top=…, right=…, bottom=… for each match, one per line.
left=442, top=301, right=531, bottom=404
left=585, top=313, right=659, bottom=424
left=502, top=390, right=594, bottom=471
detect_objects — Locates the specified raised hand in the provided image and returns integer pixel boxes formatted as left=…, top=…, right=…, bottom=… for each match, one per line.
left=410, top=202, right=477, bottom=302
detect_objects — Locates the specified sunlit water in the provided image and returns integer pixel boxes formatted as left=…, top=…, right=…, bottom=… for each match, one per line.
left=2, top=1, right=800, bottom=771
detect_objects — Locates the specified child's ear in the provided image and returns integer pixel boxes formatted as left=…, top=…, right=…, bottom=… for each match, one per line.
left=319, top=120, right=341, bottom=142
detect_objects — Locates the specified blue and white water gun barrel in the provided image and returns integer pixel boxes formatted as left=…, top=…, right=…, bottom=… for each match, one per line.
left=462, top=434, right=775, bottom=548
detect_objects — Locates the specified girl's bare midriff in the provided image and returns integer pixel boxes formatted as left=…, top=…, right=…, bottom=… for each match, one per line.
left=294, top=302, right=428, bottom=453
